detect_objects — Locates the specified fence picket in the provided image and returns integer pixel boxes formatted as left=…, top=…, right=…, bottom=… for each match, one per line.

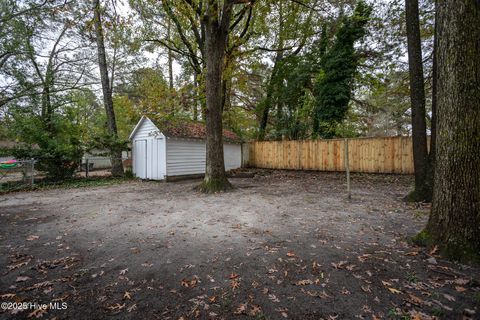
left=246, top=137, right=417, bottom=174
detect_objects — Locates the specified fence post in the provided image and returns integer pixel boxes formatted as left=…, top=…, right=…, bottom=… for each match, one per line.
left=86, top=158, right=89, bottom=178
left=30, top=158, right=35, bottom=187
left=344, top=139, right=351, bottom=199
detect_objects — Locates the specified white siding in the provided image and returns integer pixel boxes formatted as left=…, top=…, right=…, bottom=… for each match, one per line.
left=131, top=118, right=166, bottom=180
left=133, top=118, right=159, bottom=139
left=130, top=117, right=242, bottom=179
left=224, top=143, right=242, bottom=170
left=166, top=138, right=242, bottom=177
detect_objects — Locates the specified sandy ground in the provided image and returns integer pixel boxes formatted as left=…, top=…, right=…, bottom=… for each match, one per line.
left=0, top=170, right=478, bottom=320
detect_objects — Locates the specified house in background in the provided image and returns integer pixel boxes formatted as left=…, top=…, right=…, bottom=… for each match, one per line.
left=129, top=116, right=242, bottom=180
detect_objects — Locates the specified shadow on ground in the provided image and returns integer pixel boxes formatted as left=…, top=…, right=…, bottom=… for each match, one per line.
left=0, top=170, right=478, bottom=319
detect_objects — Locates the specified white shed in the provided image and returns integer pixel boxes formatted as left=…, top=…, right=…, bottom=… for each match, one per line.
left=129, top=116, right=243, bottom=180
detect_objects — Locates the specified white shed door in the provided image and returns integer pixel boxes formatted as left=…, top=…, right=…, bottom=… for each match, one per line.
left=134, top=139, right=147, bottom=179
left=146, top=138, right=166, bottom=180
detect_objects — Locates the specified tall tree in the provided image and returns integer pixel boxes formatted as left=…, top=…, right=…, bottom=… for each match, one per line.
left=313, top=1, right=372, bottom=138
left=405, top=0, right=429, bottom=201
left=422, top=0, right=480, bottom=261
left=198, top=0, right=236, bottom=192
left=93, top=0, right=124, bottom=176
left=257, top=0, right=320, bottom=140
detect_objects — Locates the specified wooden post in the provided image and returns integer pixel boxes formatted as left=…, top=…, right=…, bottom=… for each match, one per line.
left=345, top=139, right=351, bottom=199
left=30, top=158, right=35, bottom=187
left=86, top=158, right=89, bottom=178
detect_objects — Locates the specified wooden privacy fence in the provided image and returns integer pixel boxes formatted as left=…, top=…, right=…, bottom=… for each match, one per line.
left=246, top=136, right=416, bottom=174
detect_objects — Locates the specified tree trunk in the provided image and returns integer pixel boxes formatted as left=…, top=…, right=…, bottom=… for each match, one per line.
left=167, top=18, right=174, bottom=90
left=193, top=72, right=199, bottom=121
left=258, top=53, right=283, bottom=141
left=258, top=2, right=284, bottom=141
left=423, top=0, right=480, bottom=262
left=405, top=0, right=429, bottom=201
left=93, top=0, right=123, bottom=177
left=197, top=2, right=233, bottom=193
left=424, top=0, right=438, bottom=202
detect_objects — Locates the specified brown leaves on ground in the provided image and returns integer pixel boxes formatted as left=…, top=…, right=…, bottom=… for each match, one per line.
left=106, top=303, right=125, bottom=312
left=181, top=277, right=198, bottom=288
left=233, top=302, right=262, bottom=316
left=230, top=279, right=240, bottom=290
left=27, top=307, right=48, bottom=318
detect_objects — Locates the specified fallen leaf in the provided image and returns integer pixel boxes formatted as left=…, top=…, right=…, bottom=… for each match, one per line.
left=388, top=287, right=402, bottom=294
left=107, top=303, right=125, bottom=311
left=443, top=293, right=455, bottom=302
left=429, top=245, right=439, bottom=255
left=361, top=285, right=371, bottom=293
left=268, top=294, right=280, bottom=302
left=119, top=268, right=128, bottom=275
left=26, top=235, right=39, bottom=241
left=123, top=291, right=131, bottom=300
left=331, top=261, right=347, bottom=269
left=181, top=277, right=198, bottom=288
left=455, top=286, right=466, bottom=292
left=408, top=294, right=424, bottom=305
left=249, top=305, right=262, bottom=316
left=286, top=252, right=296, bottom=257
left=27, top=307, right=48, bottom=318
left=16, top=276, right=31, bottom=282
left=295, top=279, right=313, bottom=286
left=7, top=260, right=31, bottom=271
left=234, top=303, right=247, bottom=315
left=230, top=280, right=240, bottom=290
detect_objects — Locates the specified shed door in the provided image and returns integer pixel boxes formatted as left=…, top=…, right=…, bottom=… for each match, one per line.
left=134, top=139, right=147, bottom=179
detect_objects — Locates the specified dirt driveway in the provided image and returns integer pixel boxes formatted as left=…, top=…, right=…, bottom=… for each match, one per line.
left=0, top=170, right=479, bottom=319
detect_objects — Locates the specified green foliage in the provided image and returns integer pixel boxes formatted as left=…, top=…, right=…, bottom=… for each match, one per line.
left=313, top=1, right=372, bottom=138
left=11, top=108, right=83, bottom=180
left=266, top=55, right=315, bottom=140
left=262, top=2, right=372, bottom=140
left=114, top=67, right=190, bottom=139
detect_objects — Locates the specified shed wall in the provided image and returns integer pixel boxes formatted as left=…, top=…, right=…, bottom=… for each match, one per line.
left=165, top=138, right=242, bottom=177
left=131, top=118, right=166, bottom=179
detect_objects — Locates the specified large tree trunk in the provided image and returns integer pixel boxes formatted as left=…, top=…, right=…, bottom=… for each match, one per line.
left=424, top=0, right=438, bottom=201
left=93, top=0, right=124, bottom=177
left=405, top=0, right=429, bottom=201
left=197, top=1, right=234, bottom=193
left=423, top=0, right=480, bottom=262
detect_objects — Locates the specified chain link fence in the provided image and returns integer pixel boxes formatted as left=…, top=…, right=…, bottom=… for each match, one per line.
left=0, top=159, right=36, bottom=189
left=1, top=155, right=131, bottom=192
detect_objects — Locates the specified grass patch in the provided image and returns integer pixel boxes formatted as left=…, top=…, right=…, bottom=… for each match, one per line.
left=0, top=176, right=134, bottom=194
